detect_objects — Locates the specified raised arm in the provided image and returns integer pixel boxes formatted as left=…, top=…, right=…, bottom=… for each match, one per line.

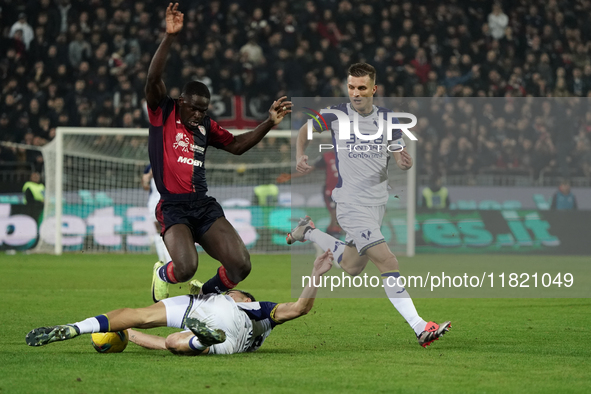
left=145, top=3, right=184, bottom=110
left=222, top=97, right=292, bottom=155
left=272, top=249, right=333, bottom=323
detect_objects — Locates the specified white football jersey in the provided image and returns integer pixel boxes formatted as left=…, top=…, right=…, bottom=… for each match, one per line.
left=315, top=103, right=405, bottom=206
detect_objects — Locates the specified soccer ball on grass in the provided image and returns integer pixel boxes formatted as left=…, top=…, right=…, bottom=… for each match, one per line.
left=91, top=330, right=129, bottom=353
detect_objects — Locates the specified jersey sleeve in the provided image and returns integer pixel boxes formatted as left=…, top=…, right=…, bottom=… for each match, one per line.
left=147, top=96, right=175, bottom=127
left=382, top=110, right=405, bottom=149
left=237, top=301, right=282, bottom=328
left=308, top=106, right=340, bottom=133
left=208, top=119, right=235, bottom=149
left=143, top=164, right=151, bottom=174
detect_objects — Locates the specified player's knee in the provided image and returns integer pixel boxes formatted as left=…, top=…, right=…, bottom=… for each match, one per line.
left=347, top=266, right=365, bottom=277
left=164, top=334, right=184, bottom=354
left=385, top=255, right=399, bottom=269
left=173, top=260, right=198, bottom=282
left=225, top=252, right=251, bottom=282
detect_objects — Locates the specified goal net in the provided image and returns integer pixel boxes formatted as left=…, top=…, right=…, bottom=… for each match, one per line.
left=37, top=126, right=415, bottom=256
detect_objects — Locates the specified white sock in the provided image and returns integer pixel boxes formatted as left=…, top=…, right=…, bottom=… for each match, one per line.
left=189, top=336, right=207, bottom=351
left=154, top=234, right=171, bottom=262
left=73, top=317, right=101, bottom=334
left=306, top=229, right=347, bottom=266
left=382, top=275, right=427, bottom=336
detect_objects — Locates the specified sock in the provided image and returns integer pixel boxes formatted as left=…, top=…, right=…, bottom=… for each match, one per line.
left=382, top=271, right=427, bottom=336
left=73, top=315, right=110, bottom=334
left=306, top=229, right=347, bottom=267
left=157, top=261, right=178, bottom=284
left=201, top=266, right=238, bottom=294
left=188, top=336, right=207, bottom=351
left=154, top=234, right=171, bottom=263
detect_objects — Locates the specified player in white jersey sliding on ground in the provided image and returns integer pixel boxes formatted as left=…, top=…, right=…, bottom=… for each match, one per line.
left=26, top=250, right=334, bottom=355
left=290, top=63, right=450, bottom=348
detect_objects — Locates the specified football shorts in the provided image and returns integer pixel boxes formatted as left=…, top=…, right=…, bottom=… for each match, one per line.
left=336, top=202, right=386, bottom=255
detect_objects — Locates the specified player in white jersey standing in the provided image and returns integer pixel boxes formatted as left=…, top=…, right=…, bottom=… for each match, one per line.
left=26, top=250, right=335, bottom=355
left=289, top=63, right=450, bottom=348
left=142, top=164, right=172, bottom=265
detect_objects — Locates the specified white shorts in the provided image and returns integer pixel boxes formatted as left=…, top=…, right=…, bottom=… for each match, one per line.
left=161, top=294, right=250, bottom=355
left=336, top=202, right=386, bottom=255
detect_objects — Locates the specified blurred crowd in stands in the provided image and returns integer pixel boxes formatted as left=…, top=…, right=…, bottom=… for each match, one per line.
left=1, top=0, right=591, bottom=180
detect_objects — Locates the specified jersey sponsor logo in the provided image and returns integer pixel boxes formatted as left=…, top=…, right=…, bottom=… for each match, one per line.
left=173, top=132, right=190, bottom=152
left=191, top=144, right=205, bottom=153
left=172, top=132, right=205, bottom=154
left=177, top=156, right=203, bottom=167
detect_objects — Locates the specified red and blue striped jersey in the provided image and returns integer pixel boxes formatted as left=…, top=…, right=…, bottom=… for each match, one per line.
left=147, top=96, right=234, bottom=201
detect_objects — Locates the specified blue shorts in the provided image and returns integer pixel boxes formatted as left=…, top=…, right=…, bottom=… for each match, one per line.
left=156, top=196, right=225, bottom=242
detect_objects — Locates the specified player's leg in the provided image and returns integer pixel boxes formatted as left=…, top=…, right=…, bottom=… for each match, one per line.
left=150, top=223, right=199, bottom=302
left=184, top=294, right=245, bottom=355
left=338, top=246, right=370, bottom=276
left=163, top=331, right=210, bottom=355
left=128, top=328, right=167, bottom=351
left=161, top=223, right=199, bottom=282
left=152, top=200, right=200, bottom=301
left=287, top=215, right=368, bottom=274
left=125, top=328, right=210, bottom=355
left=198, top=217, right=251, bottom=294
left=365, top=243, right=451, bottom=347
left=25, top=302, right=168, bottom=347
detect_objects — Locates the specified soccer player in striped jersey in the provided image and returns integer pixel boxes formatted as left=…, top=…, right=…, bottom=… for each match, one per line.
left=25, top=250, right=334, bottom=356
left=289, top=63, right=450, bottom=347
left=145, top=3, right=292, bottom=302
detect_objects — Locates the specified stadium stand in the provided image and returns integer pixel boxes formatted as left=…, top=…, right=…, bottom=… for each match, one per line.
left=2, top=0, right=591, bottom=192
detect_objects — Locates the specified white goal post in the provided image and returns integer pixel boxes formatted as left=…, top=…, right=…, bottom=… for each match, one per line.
left=39, top=127, right=416, bottom=256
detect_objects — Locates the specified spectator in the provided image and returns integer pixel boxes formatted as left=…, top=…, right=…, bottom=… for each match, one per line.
left=410, top=48, right=431, bottom=84
left=9, top=13, right=34, bottom=50
left=550, top=179, right=577, bottom=210
left=2, top=0, right=591, bottom=186
left=22, top=171, right=45, bottom=222
left=68, top=32, right=91, bottom=68
left=488, top=4, right=509, bottom=40
left=240, top=31, right=265, bottom=66
left=421, top=175, right=450, bottom=209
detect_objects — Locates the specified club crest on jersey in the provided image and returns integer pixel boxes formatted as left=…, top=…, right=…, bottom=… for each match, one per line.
left=173, top=132, right=190, bottom=152
left=198, top=125, right=206, bottom=136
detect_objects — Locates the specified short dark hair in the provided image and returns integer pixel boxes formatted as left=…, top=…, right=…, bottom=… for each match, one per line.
left=230, top=289, right=256, bottom=302
left=348, top=63, right=376, bottom=83
left=181, top=81, right=210, bottom=99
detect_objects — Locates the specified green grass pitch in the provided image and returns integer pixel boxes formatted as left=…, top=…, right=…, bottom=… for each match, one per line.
left=1, top=253, right=590, bottom=393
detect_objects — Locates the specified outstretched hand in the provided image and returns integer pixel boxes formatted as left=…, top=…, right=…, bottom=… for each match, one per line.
left=268, top=96, right=293, bottom=125
left=296, top=155, right=313, bottom=174
left=396, top=149, right=413, bottom=170
left=165, top=3, right=184, bottom=35
left=313, top=249, right=334, bottom=276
